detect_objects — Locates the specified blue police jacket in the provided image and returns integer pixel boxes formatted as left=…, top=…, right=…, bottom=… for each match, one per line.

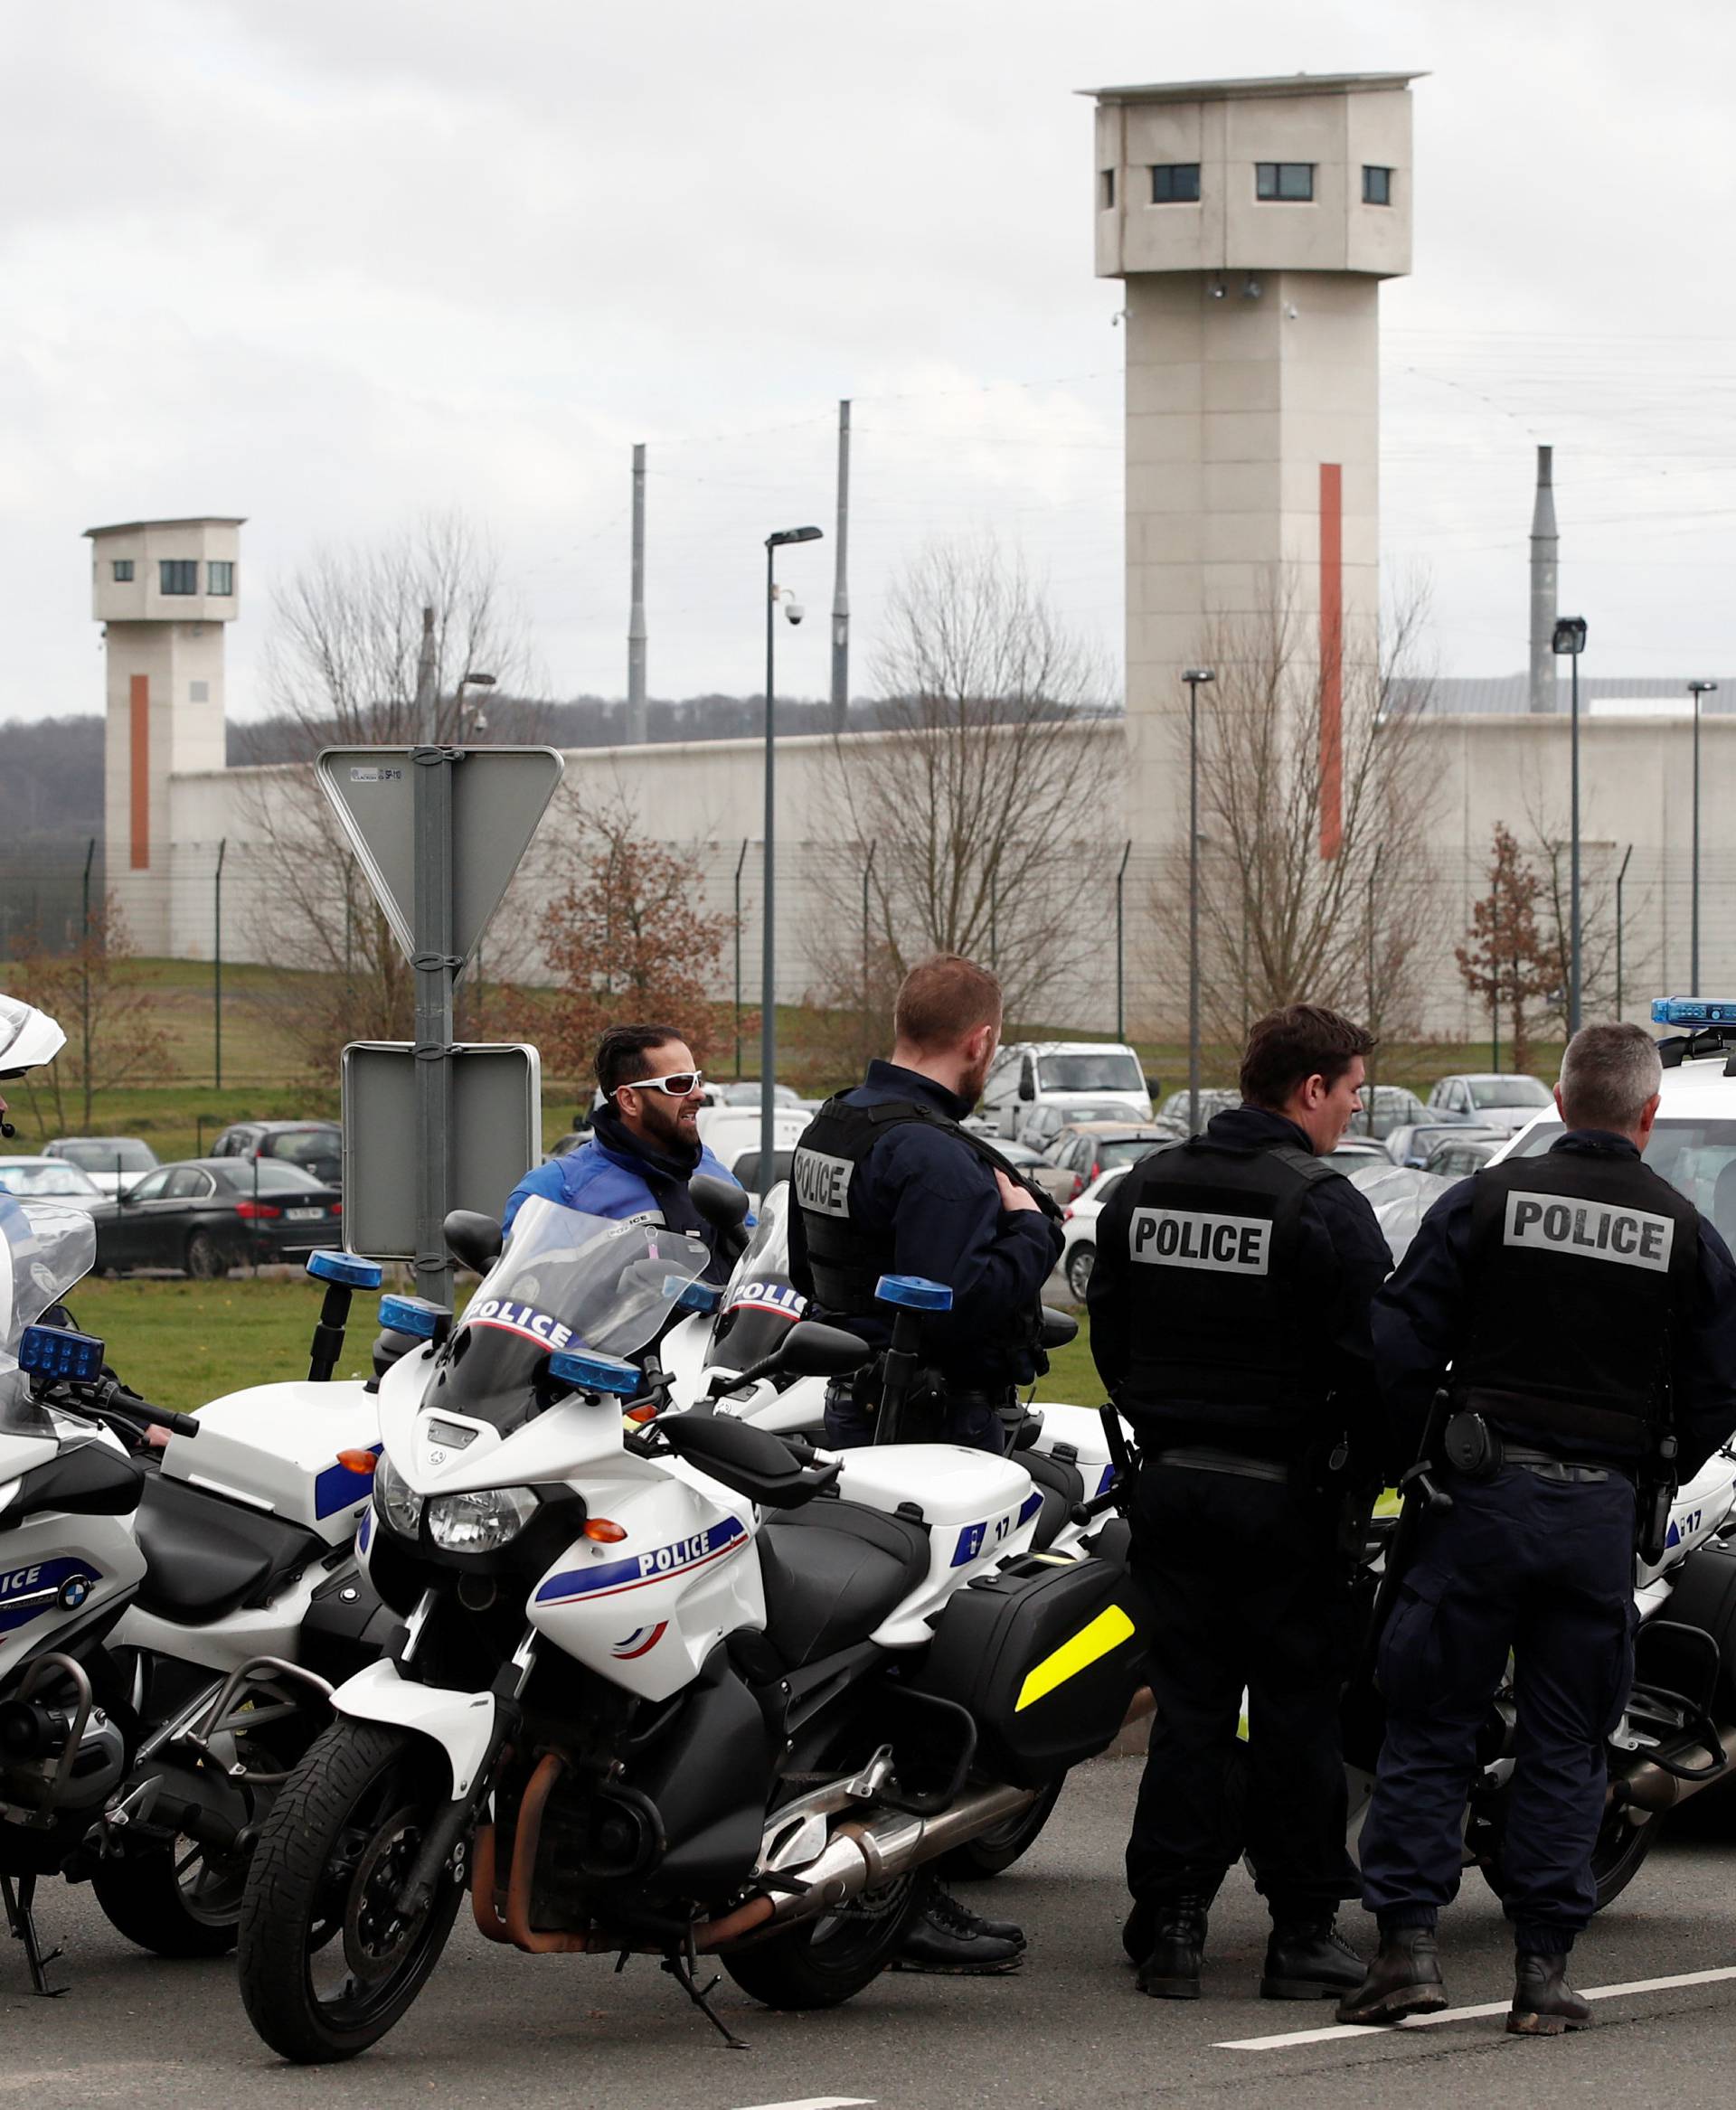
left=503, top=1105, right=741, bottom=1283
left=1373, top=1129, right=1736, bottom=1479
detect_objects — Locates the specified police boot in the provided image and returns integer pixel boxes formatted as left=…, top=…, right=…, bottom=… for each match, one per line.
left=1135, top=1896, right=1210, bottom=1999
left=1334, top=1927, right=1449, bottom=2025
left=1260, top=1916, right=1364, bottom=2001
left=1507, top=1953, right=1593, bottom=2036
left=894, top=1884, right=1024, bottom=1975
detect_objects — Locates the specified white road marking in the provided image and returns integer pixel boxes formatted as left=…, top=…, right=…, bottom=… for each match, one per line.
left=1215, top=1962, right=1736, bottom=2050
left=729, top=2099, right=875, bottom=2109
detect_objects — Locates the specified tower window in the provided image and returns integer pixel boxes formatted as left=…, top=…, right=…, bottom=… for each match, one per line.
left=1363, top=165, right=1393, bottom=205
left=159, top=559, right=198, bottom=595
left=1255, top=162, right=1315, bottom=202
left=208, top=560, right=234, bottom=595
left=1099, top=167, right=1115, bottom=211
left=1149, top=163, right=1201, bottom=204
left=111, top=559, right=134, bottom=582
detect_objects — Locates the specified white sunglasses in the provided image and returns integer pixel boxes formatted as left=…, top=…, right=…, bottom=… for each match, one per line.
left=616, top=1069, right=703, bottom=1100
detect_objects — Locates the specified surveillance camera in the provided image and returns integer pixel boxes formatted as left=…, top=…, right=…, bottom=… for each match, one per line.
left=783, top=598, right=805, bottom=626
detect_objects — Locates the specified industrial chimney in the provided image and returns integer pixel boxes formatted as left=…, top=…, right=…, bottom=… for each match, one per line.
left=1529, top=444, right=1558, bottom=715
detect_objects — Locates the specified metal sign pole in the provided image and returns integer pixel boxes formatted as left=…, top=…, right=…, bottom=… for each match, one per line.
left=412, top=745, right=458, bottom=1305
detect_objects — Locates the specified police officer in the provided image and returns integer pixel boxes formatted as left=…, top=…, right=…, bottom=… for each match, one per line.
left=502, top=1024, right=741, bottom=1281
left=788, top=953, right=1061, bottom=1973
left=1088, top=1004, right=1389, bottom=2002
left=1339, top=1022, right=1736, bottom=2034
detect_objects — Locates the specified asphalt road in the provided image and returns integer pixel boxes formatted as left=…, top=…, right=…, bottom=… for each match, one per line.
left=10, top=1760, right=1736, bottom=2109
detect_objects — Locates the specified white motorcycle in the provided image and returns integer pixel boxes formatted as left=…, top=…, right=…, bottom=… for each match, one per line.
left=234, top=1196, right=1155, bottom=2063
left=0, top=1201, right=389, bottom=1990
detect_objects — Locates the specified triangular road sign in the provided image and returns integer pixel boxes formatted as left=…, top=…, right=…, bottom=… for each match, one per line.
left=316, top=745, right=565, bottom=969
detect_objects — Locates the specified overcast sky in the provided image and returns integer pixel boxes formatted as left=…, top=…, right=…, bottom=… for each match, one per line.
left=5, top=0, right=1735, bottom=726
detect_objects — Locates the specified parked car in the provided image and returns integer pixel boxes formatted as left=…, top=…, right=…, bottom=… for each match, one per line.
left=1059, top=1164, right=1128, bottom=1301
left=1427, top=1072, right=1554, bottom=1135
left=1424, top=1134, right=1504, bottom=1178
left=1033, top=1122, right=1182, bottom=1206
left=92, top=1157, right=344, bottom=1278
left=1157, top=1087, right=1241, bottom=1136
left=1385, top=1122, right=1505, bottom=1171
left=209, top=1119, right=343, bottom=1188
left=981, top=1041, right=1153, bottom=1139
left=1326, top=1136, right=1391, bottom=1170
left=42, top=1135, right=159, bottom=1195
left=1345, top=1085, right=1429, bottom=1142
left=1016, top=1097, right=1148, bottom=1154
left=0, top=1156, right=106, bottom=1210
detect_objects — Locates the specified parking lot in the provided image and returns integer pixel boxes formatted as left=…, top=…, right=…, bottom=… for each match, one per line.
left=11, top=1757, right=1736, bottom=2110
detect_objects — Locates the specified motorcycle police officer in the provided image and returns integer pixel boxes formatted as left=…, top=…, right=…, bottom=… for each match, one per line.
left=1340, top=1022, right=1736, bottom=2034
left=1088, top=1004, right=1389, bottom=2002
left=788, top=952, right=1061, bottom=1973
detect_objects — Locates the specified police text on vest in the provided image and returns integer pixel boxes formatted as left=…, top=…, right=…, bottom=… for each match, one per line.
left=793, top=1148, right=854, bottom=1218
left=1504, top=1192, right=1675, bottom=1272
left=1129, top=1207, right=1271, bottom=1274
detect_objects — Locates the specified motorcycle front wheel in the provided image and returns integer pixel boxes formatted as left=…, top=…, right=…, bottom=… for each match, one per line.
left=237, top=1721, right=465, bottom=2064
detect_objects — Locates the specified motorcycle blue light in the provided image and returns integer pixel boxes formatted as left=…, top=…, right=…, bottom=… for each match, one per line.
left=874, top=1273, right=954, bottom=1312
left=548, top=1348, right=640, bottom=1396
left=18, top=1324, right=107, bottom=1384
left=307, top=1249, right=384, bottom=1289
left=676, top=1280, right=722, bottom=1314
left=379, top=1294, right=447, bottom=1341
left=1652, top=996, right=1736, bottom=1027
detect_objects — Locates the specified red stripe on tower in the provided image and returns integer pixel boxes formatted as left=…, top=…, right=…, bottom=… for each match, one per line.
left=129, top=674, right=150, bottom=869
left=1318, top=464, right=1344, bottom=861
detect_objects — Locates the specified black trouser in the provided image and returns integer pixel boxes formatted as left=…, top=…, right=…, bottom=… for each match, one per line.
left=1358, top=1463, right=1636, bottom=1955
left=1127, top=1459, right=1358, bottom=1921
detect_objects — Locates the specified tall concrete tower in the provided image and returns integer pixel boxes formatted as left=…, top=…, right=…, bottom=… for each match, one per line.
left=1528, top=443, right=1559, bottom=715
left=1087, top=72, right=1418, bottom=849
left=87, top=516, right=242, bottom=952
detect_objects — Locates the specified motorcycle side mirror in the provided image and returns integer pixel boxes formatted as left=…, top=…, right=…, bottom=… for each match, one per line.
left=690, top=1173, right=750, bottom=1232
left=1039, top=1305, right=1079, bottom=1350
left=444, top=1210, right=503, bottom=1275
left=775, top=1321, right=873, bottom=1378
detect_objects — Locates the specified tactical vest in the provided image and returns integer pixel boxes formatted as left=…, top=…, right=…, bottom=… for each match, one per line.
left=790, top=1093, right=1058, bottom=1323
left=1114, top=1135, right=1343, bottom=1437
left=1455, top=1150, right=1699, bottom=1452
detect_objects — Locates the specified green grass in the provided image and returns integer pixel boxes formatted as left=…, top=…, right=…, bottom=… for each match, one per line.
left=1032, top=1323, right=1102, bottom=1408
left=69, top=1276, right=377, bottom=1409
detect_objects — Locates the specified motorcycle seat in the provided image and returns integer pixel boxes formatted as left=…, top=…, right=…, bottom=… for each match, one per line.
left=756, top=1500, right=930, bottom=1668
left=131, top=1470, right=327, bottom=1628
left=1021, top=1449, right=1084, bottom=1552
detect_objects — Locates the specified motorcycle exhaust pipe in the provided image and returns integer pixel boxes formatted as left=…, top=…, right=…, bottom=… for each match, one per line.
left=1611, top=1723, right=1736, bottom=1815
left=694, top=1781, right=1037, bottom=1951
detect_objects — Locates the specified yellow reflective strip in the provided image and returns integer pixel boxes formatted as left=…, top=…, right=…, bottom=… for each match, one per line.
left=1014, top=1605, right=1137, bottom=1712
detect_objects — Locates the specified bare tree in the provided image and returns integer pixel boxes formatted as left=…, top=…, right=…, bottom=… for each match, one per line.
left=1146, top=569, right=1442, bottom=1049
left=12, top=895, right=169, bottom=1131
left=234, top=515, right=539, bottom=1072
left=812, top=538, right=1117, bottom=1024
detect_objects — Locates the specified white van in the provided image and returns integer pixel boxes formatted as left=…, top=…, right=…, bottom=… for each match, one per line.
left=980, top=1041, right=1153, bottom=1141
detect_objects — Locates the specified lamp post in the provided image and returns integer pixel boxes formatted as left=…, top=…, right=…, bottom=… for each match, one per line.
left=1552, top=617, right=1589, bottom=1034
left=1689, top=680, right=1719, bottom=994
left=1183, top=668, right=1215, bottom=1135
left=761, top=524, right=824, bottom=1186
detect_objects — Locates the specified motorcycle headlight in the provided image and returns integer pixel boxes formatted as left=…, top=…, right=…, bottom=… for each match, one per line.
left=374, top=1452, right=426, bottom=1540
left=425, top=1485, right=538, bottom=1554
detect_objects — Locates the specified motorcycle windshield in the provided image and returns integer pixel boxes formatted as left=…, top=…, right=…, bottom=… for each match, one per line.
left=706, top=1182, right=809, bottom=1368
left=435, top=1198, right=711, bottom=1431
left=0, top=1196, right=97, bottom=1355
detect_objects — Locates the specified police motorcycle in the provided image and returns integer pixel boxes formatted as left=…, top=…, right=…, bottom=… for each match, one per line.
left=234, top=1193, right=1153, bottom=2063
left=0, top=1202, right=394, bottom=1991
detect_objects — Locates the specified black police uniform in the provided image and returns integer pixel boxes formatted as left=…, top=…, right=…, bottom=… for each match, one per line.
left=1087, top=1106, right=1390, bottom=1949
left=1358, top=1130, right=1736, bottom=1962
left=788, top=1060, right=1061, bottom=1452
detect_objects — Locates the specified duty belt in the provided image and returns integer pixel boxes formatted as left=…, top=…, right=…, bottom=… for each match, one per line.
left=1494, top=1443, right=1631, bottom=1486
left=1156, top=1446, right=1289, bottom=1485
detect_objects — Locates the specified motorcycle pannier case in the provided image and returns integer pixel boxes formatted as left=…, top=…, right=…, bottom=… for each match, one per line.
left=911, top=1552, right=1155, bottom=1787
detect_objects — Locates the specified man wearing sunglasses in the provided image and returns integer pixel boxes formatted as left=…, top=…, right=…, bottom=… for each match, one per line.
left=503, top=1023, right=741, bottom=1280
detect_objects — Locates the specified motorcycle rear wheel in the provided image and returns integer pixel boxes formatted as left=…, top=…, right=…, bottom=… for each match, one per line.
left=939, top=1776, right=1065, bottom=1878
left=1477, top=1803, right=1665, bottom=1915
left=722, top=1873, right=920, bottom=2010
left=238, top=1721, right=464, bottom=2064
left=92, top=1836, right=244, bottom=1957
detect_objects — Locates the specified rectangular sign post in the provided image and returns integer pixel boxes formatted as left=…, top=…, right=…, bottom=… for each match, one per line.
left=412, top=747, right=458, bottom=1305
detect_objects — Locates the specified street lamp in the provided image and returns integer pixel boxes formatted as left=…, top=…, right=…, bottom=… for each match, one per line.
left=1689, top=680, right=1719, bottom=994
left=455, top=670, right=495, bottom=740
left=762, top=524, right=824, bottom=1187
left=1183, top=667, right=1215, bottom=1135
left=1552, top=617, right=1589, bottom=1033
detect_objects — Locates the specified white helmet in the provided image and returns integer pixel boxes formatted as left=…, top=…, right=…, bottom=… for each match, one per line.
left=0, top=993, right=65, bottom=1079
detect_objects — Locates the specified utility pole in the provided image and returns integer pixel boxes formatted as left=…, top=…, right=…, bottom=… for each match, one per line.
left=1690, top=680, right=1718, bottom=992
left=1184, top=669, right=1215, bottom=1135
left=627, top=442, right=648, bottom=744
left=1615, top=842, right=1633, bottom=1017
left=213, top=838, right=227, bottom=1089
left=1114, top=840, right=1132, bottom=1041
left=80, top=837, right=95, bottom=1126
left=412, top=605, right=439, bottom=742
left=830, top=401, right=851, bottom=734
left=732, top=837, right=749, bottom=1079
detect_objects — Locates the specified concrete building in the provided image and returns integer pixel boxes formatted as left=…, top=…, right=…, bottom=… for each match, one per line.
left=1088, top=71, right=1416, bottom=848
left=87, top=516, right=242, bottom=953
